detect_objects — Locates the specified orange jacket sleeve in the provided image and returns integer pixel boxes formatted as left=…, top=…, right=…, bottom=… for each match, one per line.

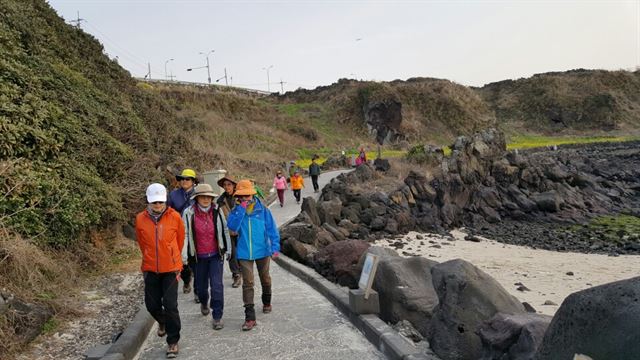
left=176, top=213, right=185, bottom=257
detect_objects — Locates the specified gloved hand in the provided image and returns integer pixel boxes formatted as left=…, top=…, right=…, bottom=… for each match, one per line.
left=240, top=200, right=249, bottom=209
left=271, top=251, right=280, bottom=259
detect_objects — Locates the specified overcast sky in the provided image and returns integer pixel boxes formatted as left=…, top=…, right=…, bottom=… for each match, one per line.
left=48, top=0, right=639, bottom=93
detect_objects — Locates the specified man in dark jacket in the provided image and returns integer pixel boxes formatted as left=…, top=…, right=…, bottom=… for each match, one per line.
left=167, top=168, right=198, bottom=300
left=309, top=156, right=321, bottom=193
left=216, top=176, right=242, bottom=288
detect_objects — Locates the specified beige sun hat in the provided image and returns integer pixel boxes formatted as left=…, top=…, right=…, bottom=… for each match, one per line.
left=190, top=183, right=218, bottom=200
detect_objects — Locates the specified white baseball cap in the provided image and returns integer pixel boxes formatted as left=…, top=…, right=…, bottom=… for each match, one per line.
left=146, top=183, right=167, bottom=203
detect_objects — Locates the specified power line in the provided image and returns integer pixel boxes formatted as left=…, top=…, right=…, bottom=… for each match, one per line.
left=69, top=11, right=85, bottom=29
left=83, top=20, right=158, bottom=75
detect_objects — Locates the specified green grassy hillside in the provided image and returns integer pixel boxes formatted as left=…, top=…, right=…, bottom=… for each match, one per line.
left=478, top=69, right=640, bottom=133
left=0, top=1, right=374, bottom=250
left=280, top=78, right=496, bottom=145
left=279, top=69, right=640, bottom=145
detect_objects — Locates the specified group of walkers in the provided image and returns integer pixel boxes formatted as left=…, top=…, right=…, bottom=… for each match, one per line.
left=135, top=169, right=281, bottom=358
left=272, top=156, right=322, bottom=207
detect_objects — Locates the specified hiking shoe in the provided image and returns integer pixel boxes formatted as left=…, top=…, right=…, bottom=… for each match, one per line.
left=212, top=319, right=224, bottom=330
left=183, top=282, right=191, bottom=294
left=166, top=343, right=179, bottom=358
left=200, top=303, right=210, bottom=316
left=194, top=293, right=200, bottom=304
left=242, top=320, right=256, bottom=331
left=232, top=275, right=242, bottom=288
left=262, top=304, right=272, bottom=314
left=157, top=323, right=166, bottom=337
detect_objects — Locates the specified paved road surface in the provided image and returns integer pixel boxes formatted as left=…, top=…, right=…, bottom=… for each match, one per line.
left=136, top=169, right=386, bottom=360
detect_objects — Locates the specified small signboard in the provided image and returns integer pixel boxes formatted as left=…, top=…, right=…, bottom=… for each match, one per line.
left=358, top=253, right=380, bottom=299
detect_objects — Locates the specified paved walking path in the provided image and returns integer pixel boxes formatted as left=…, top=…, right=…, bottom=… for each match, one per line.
left=136, top=170, right=385, bottom=360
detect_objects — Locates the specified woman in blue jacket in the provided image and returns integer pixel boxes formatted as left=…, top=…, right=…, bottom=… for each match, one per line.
left=227, top=179, right=280, bottom=331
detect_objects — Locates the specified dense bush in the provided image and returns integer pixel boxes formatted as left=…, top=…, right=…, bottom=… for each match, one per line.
left=0, top=1, right=181, bottom=246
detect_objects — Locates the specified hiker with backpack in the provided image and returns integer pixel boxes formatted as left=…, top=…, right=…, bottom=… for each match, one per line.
left=308, top=156, right=321, bottom=193
left=216, top=176, right=242, bottom=288
left=227, top=179, right=280, bottom=331
left=167, top=168, right=199, bottom=301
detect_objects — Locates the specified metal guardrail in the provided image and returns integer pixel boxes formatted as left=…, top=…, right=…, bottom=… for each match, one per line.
left=135, top=78, right=274, bottom=97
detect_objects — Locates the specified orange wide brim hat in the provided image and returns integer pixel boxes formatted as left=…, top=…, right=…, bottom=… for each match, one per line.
left=234, top=179, right=257, bottom=196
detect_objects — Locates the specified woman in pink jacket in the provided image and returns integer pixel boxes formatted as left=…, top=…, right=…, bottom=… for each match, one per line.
left=273, top=170, right=288, bottom=207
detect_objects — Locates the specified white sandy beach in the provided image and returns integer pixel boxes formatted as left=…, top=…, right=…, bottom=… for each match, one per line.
left=375, top=230, right=640, bottom=316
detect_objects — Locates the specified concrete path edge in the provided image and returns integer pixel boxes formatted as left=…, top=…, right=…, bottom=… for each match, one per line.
left=273, top=253, right=435, bottom=360
left=99, top=303, right=154, bottom=359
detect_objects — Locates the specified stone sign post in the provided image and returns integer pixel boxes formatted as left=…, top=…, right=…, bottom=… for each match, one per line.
left=349, top=253, right=380, bottom=314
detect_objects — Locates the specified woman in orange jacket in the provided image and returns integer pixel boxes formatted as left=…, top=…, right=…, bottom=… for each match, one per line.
left=290, top=170, right=304, bottom=204
left=135, top=183, right=185, bottom=358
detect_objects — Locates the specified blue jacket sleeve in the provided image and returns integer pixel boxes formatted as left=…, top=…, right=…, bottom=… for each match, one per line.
left=264, top=208, right=280, bottom=253
left=227, top=205, right=245, bottom=233
left=166, top=190, right=175, bottom=210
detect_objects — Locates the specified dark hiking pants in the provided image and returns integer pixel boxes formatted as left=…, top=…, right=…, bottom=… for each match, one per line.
left=239, top=257, right=272, bottom=321
left=144, top=271, right=181, bottom=345
left=277, top=189, right=285, bottom=205
left=311, top=175, right=319, bottom=191
left=196, top=253, right=225, bottom=320
left=227, top=236, right=241, bottom=278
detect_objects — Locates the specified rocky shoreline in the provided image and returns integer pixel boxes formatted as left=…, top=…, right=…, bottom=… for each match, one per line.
left=279, top=129, right=640, bottom=359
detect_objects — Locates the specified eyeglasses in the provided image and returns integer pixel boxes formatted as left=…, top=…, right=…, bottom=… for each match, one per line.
left=151, top=201, right=165, bottom=205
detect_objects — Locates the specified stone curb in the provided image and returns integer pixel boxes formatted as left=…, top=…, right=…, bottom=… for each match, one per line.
left=99, top=303, right=154, bottom=360
left=273, top=253, right=437, bottom=359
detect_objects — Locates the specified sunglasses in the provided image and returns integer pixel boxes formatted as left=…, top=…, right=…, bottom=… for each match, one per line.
left=151, top=201, right=165, bottom=205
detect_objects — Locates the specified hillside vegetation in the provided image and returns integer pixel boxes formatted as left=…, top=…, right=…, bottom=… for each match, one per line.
left=280, top=78, right=496, bottom=144
left=278, top=70, right=640, bottom=144
left=478, top=69, right=640, bottom=133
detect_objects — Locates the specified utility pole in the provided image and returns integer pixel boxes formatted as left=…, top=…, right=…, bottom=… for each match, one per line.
left=70, top=11, right=85, bottom=29
left=205, top=56, right=211, bottom=84
left=147, top=62, right=151, bottom=80
left=164, top=58, right=174, bottom=81
left=279, top=78, right=287, bottom=94
left=262, top=65, right=273, bottom=92
left=187, top=49, right=214, bottom=85
left=168, top=71, right=176, bottom=82
left=224, top=68, right=228, bottom=86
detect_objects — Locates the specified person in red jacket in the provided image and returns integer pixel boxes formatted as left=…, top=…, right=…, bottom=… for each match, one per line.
left=135, top=183, right=185, bottom=359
